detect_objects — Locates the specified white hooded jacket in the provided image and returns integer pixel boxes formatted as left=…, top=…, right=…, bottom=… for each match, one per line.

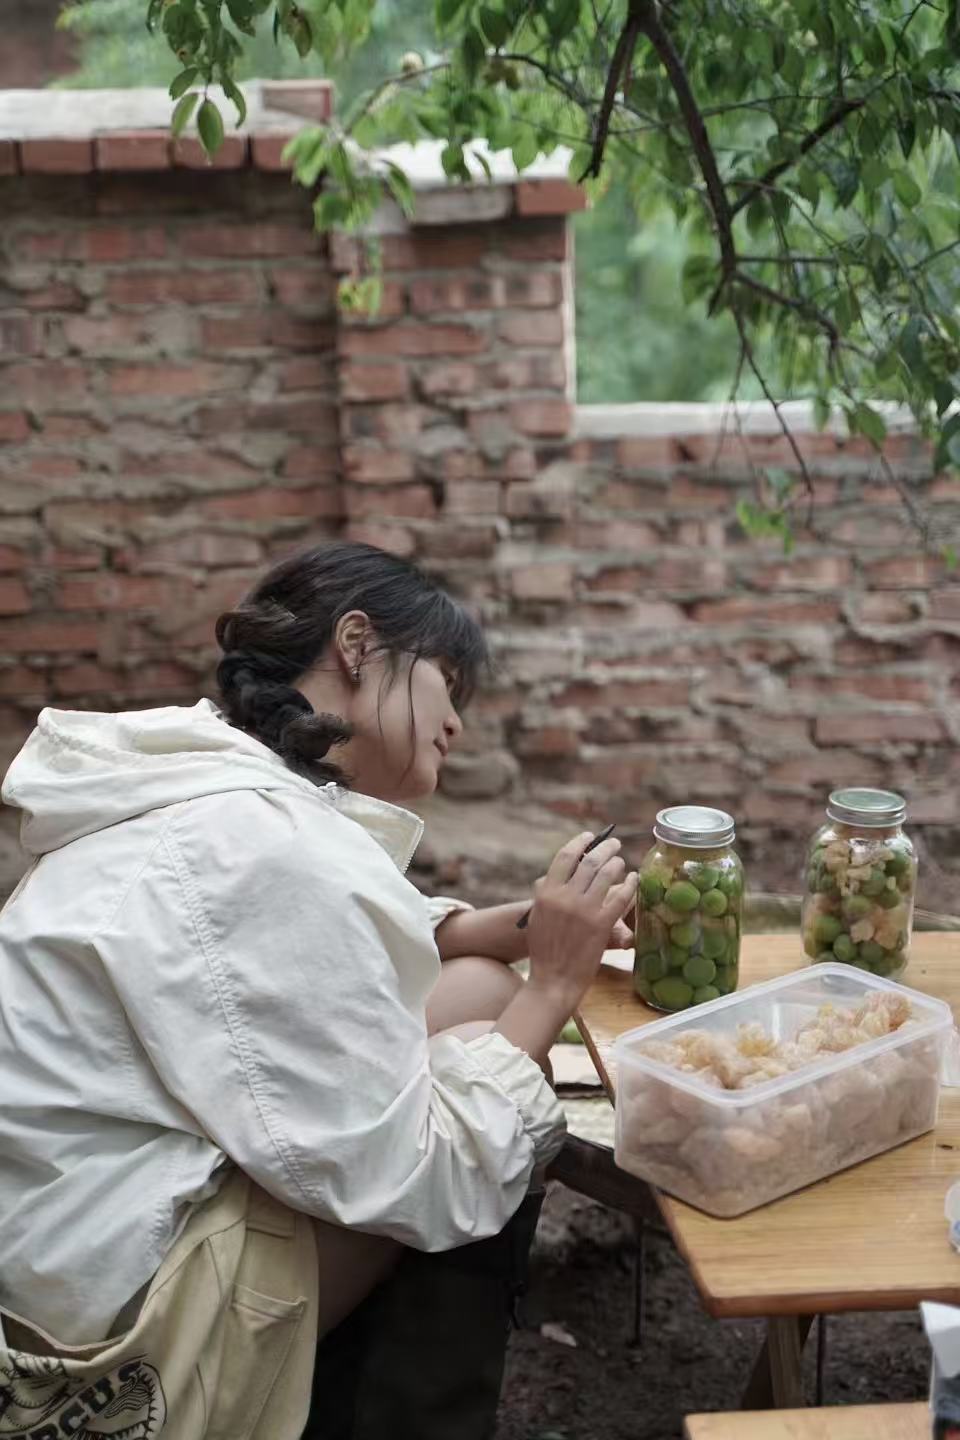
left=0, top=699, right=565, bottom=1345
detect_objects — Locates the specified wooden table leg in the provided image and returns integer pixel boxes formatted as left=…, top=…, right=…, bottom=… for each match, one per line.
left=741, top=1315, right=815, bottom=1410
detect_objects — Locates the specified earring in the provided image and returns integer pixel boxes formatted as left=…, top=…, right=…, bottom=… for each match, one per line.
left=352, top=665, right=361, bottom=684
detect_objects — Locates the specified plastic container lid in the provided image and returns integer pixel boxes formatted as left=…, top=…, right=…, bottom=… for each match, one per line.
left=653, top=805, right=736, bottom=849
left=826, top=787, right=906, bottom=828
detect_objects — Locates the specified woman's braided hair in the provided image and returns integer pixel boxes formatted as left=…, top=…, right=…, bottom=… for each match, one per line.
left=214, top=541, right=488, bottom=787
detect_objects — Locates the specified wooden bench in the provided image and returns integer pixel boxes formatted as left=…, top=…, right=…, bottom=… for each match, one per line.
left=684, top=1401, right=927, bottom=1438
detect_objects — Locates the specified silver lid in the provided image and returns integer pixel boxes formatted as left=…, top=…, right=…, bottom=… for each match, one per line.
left=826, top=787, right=906, bottom=828
left=653, top=805, right=736, bottom=849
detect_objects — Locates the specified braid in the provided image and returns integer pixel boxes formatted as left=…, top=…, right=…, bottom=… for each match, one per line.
left=216, top=646, right=352, bottom=786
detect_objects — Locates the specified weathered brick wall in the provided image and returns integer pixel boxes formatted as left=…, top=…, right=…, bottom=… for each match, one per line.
left=1, top=157, right=958, bottom=911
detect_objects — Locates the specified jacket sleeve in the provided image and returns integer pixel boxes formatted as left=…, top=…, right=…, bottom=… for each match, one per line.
left=98, top=792, right=564, bottom=1250
left=423, top=894, right=474, bottom=930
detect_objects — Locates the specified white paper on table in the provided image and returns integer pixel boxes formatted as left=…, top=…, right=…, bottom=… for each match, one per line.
left=923, top=1301, right=960, bottom=1378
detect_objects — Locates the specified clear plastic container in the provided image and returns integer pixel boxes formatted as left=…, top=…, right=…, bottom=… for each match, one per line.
left=614, top=963, right=949, bottom=1217
left=802, top=788, right=917, bottom=982
left=633, top=805, right=743, bottom=1013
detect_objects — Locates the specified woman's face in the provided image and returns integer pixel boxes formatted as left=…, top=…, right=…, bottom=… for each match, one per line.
left=344, top=653, right=464, bottom=803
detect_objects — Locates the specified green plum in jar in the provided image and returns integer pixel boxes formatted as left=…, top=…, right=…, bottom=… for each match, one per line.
left=633, top=806, right=743, bottom=1011
left=801, top=788, right=916, bottom=981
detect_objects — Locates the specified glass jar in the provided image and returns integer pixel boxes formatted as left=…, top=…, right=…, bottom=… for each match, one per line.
left=633, top=805, right=744, bottom=1012
left=801, top=788, right=916, bottom=981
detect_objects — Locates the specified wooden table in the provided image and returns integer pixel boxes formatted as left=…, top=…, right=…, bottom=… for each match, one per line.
left=684, top=1402, right=927, bottom=1439
left=575, top=932, right=960, bottom=1405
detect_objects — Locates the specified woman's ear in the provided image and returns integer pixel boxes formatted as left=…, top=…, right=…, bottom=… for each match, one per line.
left=333, top=610, right=372, bottom=683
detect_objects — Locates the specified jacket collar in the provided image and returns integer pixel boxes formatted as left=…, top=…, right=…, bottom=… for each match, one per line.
left=322, top=784, right=424, bottom=875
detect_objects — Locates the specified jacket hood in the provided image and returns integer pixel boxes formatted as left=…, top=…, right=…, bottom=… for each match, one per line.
left=1, top=699, right=423, bottom=868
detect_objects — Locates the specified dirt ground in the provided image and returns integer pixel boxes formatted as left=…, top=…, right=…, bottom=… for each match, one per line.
left=495, top=1184, right=931, bottom=1440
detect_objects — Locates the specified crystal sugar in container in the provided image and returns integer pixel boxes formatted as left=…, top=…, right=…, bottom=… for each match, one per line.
left=633, top=805, right=743, bottom=1012
left=802, top=788, right=916, bottom=981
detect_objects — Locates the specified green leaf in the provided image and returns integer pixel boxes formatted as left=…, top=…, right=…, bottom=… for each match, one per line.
left=169, top=66, right=199, bottom=100
left=436, top=0, right=467, bottom=27
left=197, top=97, right=225, bottom=155
left=812, top=395, right=831, bottom=431
left=171, top=90, right=199, bottom=138
left=851, top=402, right=887, bottom=446
left=796, top=165, right=820, bottom=210
left=893, top=170, right=922, bottom=206
left=441, top=141, right=466, bottom=178
left=861, top=156, right=887, bottom=193
left=221, top=74, right=247, bottom=127
left=944, top=545, right=958, bottom=571
left=511, top=131, right=539, bottom=171
left=681, top=254, right=715, bottom=305
left=460, top=24, right=486, bottom=78
left=384, top=163, right=416, bottom=218
left=479, top=5, right=511, bottom=45
left=548, top=0, right=580, bottom=41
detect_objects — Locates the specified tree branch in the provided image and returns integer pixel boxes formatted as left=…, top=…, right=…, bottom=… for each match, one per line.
left=729, top=95, right=867, bottom=218
left=732, top=308, right=814, bottom=505
left=579, top=4, right=644, bottom=180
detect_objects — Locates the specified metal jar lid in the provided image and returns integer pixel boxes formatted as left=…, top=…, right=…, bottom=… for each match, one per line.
left=653, top=805, right=736, bottom=849
left=826, top=787, right=906, bottom=828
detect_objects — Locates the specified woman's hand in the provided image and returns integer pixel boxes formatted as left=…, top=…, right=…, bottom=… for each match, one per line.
left=526, top=832, right=638, bottom=1007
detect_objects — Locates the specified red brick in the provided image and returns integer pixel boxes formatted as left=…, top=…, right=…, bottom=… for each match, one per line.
left=22, top=283, right=86, bottom=312
left=768, top=752, right=883, bottom=787
left=41, top=545, right=103, bottom=570
left=0, top=547, right=29, bottom=572
left=816, top=713, right=946, bottom=744
left=0, top=317, right=40, bottom=357
left=749, top=555, right=852, bottom=591
left=516, top=179, right=586, bottom=215
left=95, top=132, right=171, bottom=172
left=173, top=135, right=249, bottom=170
left=336, top=280, right=406, bottom=323
left=852, top=593, right=921, bottom=624
left=105, top=269, right=263, bottom=305
left=509, top=399, right=572, bottom=438
left=691, top=596, right=840, bottom=625
left=0, top=664, right=46, bottom=698
left=510, top=562, right=575, bottom=601
left=515, top=725, right=582, bottom=758
left=188, top=223, right=319, bottom=259
left=340, top=362, right=410, bottom=402
left=0, top=141, right=18, bottom=176
left=497, top=311, right=563, bottom=348
left=63, top=314, right=161, bottom=355
left=418, top=524, right=499, bottom=561
left=343, top=403, right=426, bottom=445
left=38, top=416, right=104, bottom=441
left=58, top=574, right=173, bottom=611
left=503, top=272, right=564, bottom=307
left=378, top=232, right=489, bottom=271
left=138, top=533, right=262, bottom=569
left=863, top=554, right=946, bottom=588
left=345, top=485, right=436, bottom=520
left=251, top=134, right=298, bottom=171
left=500, top=223, right=569, bottom=263
left=418, top=362, right=479, bottom=399
left=17, top=226, right=169, bottom=264
left=931, top=589, right=960, bottom=621
left=201, top=314, right=332, bottom=352
left=281, top=447, right=339, bottom=480
left=195, top=399, right=337, bottom=437
left=0, top=412, right=30, bottom=444
left=275, top=358, right=334, bottom=392
left=19, top=139, right=94, bottom=174
left=409, top=276, right=506, bottom=313
left=5, top=362, right=89, bottom=403
left=108, top=363, right=245, bottom=397
left=0, top=618, right=101, bottom=654
left=0, top=579, right=31, bottom=615
left=198, top=487, right=343, bottom=521
left=16, top=454, right=83, bottom=481
left=445, top=481, right=502, bottom=516
left=616, top=435, right=681, bottom=467
left=270, top=267, right=333, bottom=309
left=343, top=446, right=415, bottom=484
left=344, top=522, right=417, bottom=557
left=341, top=322, right=487, bottom=358
left=556, top=679, right=688, bottom=708
left=575, top=519, right=659, bottom=551
left=789, top=673, right=933, bottom=703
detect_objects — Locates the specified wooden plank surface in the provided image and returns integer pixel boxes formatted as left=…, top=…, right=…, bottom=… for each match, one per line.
left=575, top=932, right=960, bottom=1318
left=683, top=1402, right=927, bottom=1440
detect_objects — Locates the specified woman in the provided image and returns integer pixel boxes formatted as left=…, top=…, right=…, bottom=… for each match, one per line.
left=0, top=542, right=637, bottom=1440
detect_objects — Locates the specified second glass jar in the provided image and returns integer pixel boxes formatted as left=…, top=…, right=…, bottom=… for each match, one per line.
left=633, top=805, right=744, bottom=1012
left=802, top=787, right=916, bottom=981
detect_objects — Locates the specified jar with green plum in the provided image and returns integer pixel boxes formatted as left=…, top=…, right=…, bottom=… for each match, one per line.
left=633, top=806, right=744, bottom=1012
left=802, top=788, right=916, bottom=981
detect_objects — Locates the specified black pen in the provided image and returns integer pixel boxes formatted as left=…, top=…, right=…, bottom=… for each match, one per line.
left=515, top=823, right=617, bottom=930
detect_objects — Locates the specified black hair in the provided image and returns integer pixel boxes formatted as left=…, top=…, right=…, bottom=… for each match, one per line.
left=214, top=541, right=489, bottom=786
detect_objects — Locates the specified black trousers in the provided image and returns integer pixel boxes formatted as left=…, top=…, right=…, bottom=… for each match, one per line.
left=303, top=1191, right=544, bottom=1440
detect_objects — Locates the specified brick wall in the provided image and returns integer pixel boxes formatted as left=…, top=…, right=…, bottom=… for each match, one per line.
left=1, top=144, right=959, bottom=910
